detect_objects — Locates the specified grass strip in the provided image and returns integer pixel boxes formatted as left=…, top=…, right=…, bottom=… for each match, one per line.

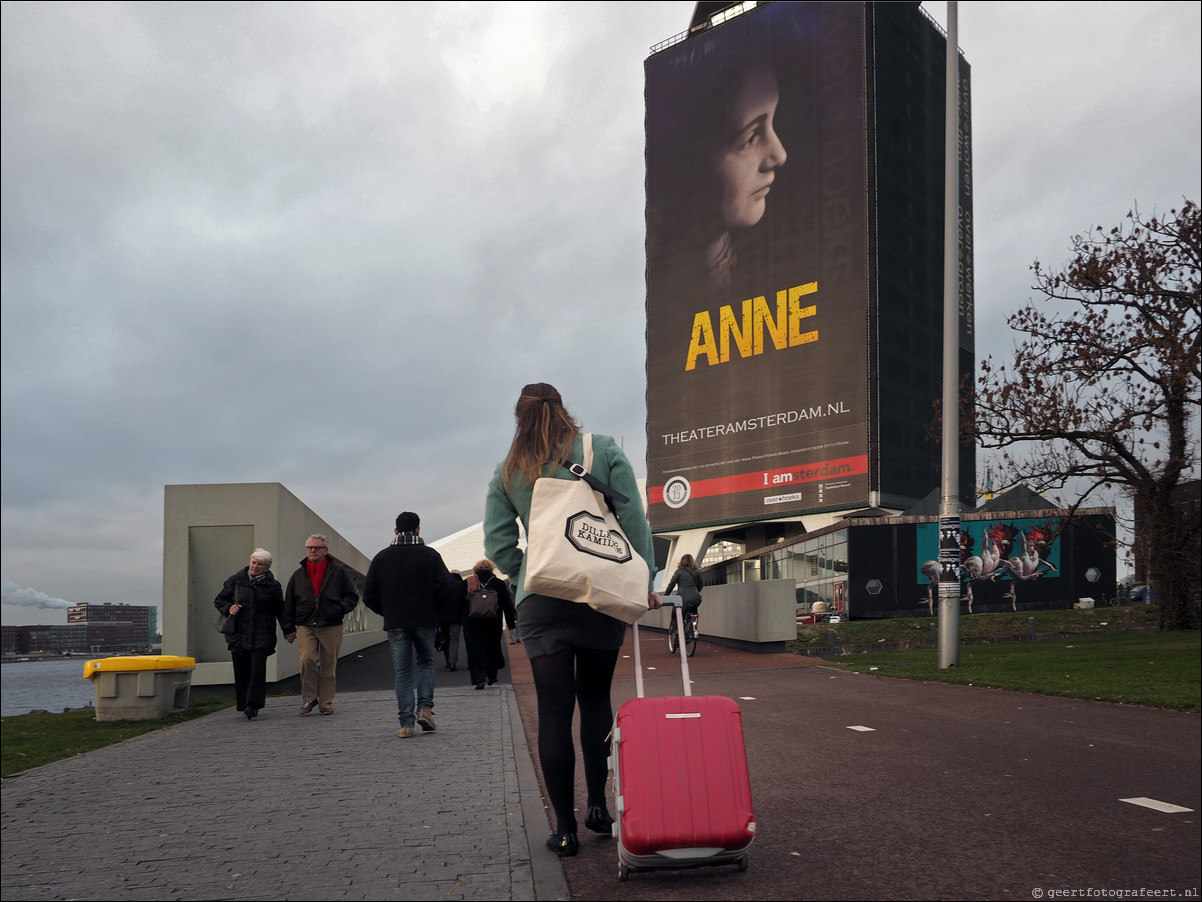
left=793, top=604, right=1161, bottom=651
left=1, top=695, right=235, bottom=778
left=819, top=631, right=1200, bottom=711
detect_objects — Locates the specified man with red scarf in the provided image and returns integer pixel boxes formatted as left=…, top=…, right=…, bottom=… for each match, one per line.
left=284, top=534, right=360, bottom=715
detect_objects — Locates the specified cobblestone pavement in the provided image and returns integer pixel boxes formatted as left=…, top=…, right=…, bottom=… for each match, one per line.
left=1, top=680, right=564, bottom=902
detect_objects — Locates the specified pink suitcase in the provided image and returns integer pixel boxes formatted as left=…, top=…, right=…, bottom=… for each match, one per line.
left=609, top=604, right=756, bottom=881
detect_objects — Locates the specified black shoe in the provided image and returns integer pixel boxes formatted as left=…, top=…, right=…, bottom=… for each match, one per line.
left=546, top=833, right=579, bottom=857
left=486, top=676, right=497, bottom=686
left=244, top=707, right=258, bottom=720
left=475, top=682, right=485, bottom=690
left=585, top=805, right=614, bottom=835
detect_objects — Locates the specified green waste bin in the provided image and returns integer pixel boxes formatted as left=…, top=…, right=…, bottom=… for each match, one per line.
left=83, top=655, right=196, bottom=721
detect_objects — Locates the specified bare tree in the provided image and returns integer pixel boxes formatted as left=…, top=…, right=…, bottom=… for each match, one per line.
left=972, top=201, right=1200, bottom=629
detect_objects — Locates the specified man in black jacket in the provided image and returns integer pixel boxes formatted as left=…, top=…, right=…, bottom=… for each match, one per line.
left=362, top=511, right=456, bottom=738
left=284, top=534, right=360, bottom=716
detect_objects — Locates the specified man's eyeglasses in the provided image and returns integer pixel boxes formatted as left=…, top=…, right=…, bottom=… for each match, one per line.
left=306, top=545, right=327, bottom=551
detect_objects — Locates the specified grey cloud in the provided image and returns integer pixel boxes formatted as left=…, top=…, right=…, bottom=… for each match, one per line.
left=2, top=1, right=1198, bottom=616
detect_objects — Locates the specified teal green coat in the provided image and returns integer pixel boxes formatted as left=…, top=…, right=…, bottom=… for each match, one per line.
left=483, top=433, right=657, bottom=607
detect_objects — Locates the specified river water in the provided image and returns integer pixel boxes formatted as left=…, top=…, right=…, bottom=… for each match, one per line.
left=1, top=658, right=97, bottom=717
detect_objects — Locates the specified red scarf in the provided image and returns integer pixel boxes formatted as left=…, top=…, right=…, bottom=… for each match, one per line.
left=307, top=558, right=328, bottom=597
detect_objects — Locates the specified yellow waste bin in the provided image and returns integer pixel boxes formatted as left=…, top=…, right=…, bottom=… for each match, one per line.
left=83, top=655, right=196, bottom=721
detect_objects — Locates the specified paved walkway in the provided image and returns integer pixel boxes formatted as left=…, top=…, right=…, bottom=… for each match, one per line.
left=2, top=631, right=1200, bottom=902
left=0, top=677, right=557, bottom=901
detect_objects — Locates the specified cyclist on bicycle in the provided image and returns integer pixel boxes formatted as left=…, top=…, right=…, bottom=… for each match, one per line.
left=665, top=554, right=704, bottom=622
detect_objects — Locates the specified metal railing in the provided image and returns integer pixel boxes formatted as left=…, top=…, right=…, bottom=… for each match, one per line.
left=648, top=1, right=773, bottom=56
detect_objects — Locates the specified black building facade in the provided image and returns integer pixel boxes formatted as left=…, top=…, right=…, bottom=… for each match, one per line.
left=645, top=1, right=975, bottom=544
left=706, top=490, right=1117, bottom=620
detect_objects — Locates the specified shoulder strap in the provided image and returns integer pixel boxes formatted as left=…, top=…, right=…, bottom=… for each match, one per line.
left=567, top=434, right=629, bottom=506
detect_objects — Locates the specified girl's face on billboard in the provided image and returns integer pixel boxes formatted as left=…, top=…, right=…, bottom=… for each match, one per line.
left=716, top=65, right=787, bottom=231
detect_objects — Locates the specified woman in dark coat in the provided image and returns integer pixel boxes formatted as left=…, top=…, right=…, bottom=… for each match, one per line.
left=665, top=554, right=704, bottom=613
left=214, top=548, right=294, bottom=719
left=461, top=560, right=516, bottom=690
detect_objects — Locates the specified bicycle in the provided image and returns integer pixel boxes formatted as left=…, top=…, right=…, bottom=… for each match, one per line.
left=667, top=607, right=699, bottom=658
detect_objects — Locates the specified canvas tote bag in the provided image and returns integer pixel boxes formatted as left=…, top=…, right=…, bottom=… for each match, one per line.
left=523, top=434, right=650, bottom=624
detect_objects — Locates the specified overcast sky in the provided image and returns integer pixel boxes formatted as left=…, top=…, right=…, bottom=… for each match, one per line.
left=3, top=1, right=1199, bottom=626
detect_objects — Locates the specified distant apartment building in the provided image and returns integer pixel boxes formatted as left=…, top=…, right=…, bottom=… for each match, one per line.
left=2, top=603, right=159, bottom=656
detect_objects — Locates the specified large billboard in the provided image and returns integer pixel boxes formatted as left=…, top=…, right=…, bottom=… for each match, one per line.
left=645, top=3, right=871, bottom=531
left=915, top=517, right=1063, bottom=615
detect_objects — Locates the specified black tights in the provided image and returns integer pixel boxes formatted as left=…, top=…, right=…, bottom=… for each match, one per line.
left=529, top=646, right=620, bottom=836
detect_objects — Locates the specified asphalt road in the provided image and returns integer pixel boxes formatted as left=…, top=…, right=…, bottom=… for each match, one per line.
left=515, top=630, right=1202, bottom=901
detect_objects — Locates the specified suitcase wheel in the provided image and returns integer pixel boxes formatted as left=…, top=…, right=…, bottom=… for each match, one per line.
left=618, top=862, right=631, bottom=882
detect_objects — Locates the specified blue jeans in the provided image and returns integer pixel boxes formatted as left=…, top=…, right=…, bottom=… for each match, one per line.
left=387, top=627, right=436, bottom=727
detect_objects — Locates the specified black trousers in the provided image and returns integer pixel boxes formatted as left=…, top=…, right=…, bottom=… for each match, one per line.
left=230, top=648, right=272, bottom=711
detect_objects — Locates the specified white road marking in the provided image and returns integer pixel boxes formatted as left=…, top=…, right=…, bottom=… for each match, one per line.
left=1120, top=797, right=1193, bottom=813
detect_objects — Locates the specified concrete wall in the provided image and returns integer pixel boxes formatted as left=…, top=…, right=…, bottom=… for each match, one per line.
left=642, top=578, right=797, bottom=652
left=162, top=483, right=383, bottom=687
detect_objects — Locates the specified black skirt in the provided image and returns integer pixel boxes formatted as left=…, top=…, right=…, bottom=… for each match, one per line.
left=515, top=594, right=628, bottom=659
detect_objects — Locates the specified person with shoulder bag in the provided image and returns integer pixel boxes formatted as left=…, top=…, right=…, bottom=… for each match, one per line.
left=461, top=560, right=516, bottom=690
left=214, top=547, right=294, bottom=720
left=484, top=382, right=662, bottom=859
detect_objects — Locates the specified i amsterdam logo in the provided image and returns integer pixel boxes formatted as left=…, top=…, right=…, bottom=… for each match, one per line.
left=564, top=511, right=634, bottom=563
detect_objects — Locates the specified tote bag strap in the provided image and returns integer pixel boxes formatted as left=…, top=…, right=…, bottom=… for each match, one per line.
left=566, top=433, right=630, bottom=507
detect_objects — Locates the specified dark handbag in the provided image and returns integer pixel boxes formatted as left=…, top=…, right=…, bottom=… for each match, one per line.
left=215, top=610, right=238, bottom=635
left=468, top=586, right=500, bottom=619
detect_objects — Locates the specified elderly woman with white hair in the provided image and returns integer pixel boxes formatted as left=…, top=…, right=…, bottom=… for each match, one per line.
left=214, top=548, right=294, bottom=719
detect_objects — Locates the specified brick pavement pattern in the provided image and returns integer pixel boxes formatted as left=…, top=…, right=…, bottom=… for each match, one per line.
left=0, top=686, right=553, bottom=902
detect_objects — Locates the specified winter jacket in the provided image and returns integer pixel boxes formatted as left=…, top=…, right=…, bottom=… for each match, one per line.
left=665, top=566, right=704, bottom=610
left=362, top=538, right=455, bottom=631
left=285, top=554, right=360, bottom=629
left=439, top=574, right=469, bottom=626
left=214, top=567, right=289, bottom=653
left=483, top=432, right=656, bottom=606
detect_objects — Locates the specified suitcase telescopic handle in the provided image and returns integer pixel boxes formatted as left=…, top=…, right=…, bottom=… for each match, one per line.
left=674, top=603, right=694, bottom=695
left=632, top=602, right=692, bottom=698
